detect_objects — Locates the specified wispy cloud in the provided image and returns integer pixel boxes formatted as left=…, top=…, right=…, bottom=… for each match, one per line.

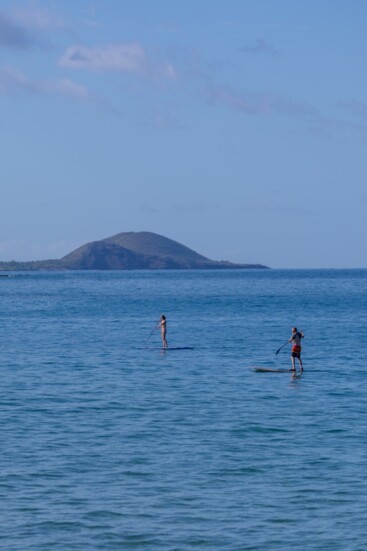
left=0, top=67, right=89, bottom=100
left=307, top=113, right=367, bottom=141
left=206, top=84, right=261, bottom=115
left=59, top=43, right=176, bottom=80
left=11, top=6, right=65, bottom=30
left=42, top=77, right=89, bottom=99
left=0, top=67, right=31, bottom=93
left=0, top=6, right=65, bottom=51
left=205, top=83, right=318, bottom=119
left=0, top=11, right=37, bottom=49
left=240, top=38, right=278, bottom=57
left=202, top=74, right=367, bottom=140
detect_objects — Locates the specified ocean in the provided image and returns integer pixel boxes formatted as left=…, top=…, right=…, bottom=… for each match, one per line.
left=1, top=269, right=367, bottom=550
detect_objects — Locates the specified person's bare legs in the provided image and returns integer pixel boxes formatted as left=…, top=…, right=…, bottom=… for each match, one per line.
left=291, top=356, right=296, bottom=371
left=161, top=332, right=168, bottom=349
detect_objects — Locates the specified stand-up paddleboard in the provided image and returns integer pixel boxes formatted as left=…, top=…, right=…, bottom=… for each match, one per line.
left=160, top=347, right=194, bottom=351
left=251, top=367, right=293, bottom=373
left=140, top=346, right=194, bottom=351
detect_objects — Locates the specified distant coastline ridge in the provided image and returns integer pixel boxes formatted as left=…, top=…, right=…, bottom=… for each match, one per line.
left=0, top=231, right=269, bottom=270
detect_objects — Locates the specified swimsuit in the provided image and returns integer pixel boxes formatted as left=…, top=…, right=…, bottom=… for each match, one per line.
left=291, top=344, right=301, bottom=358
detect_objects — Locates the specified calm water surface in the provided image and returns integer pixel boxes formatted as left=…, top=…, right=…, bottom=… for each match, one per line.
left=1, top=269, right=367, bottom=550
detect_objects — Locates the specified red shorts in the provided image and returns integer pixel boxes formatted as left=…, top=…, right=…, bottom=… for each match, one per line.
left=291, top=345, right=301, bottom=359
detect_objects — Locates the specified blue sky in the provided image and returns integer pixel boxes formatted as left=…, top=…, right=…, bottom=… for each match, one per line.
left=1, top=0, right=366, bottom=268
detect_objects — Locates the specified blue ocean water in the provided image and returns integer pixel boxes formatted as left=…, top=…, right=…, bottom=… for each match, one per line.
left=1, top=269, right=367, bottom=550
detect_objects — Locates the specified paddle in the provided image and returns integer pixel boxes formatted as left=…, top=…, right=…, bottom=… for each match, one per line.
left=275, top=340, right=289, bottom=355
left=146, top=319, right=160, bottom=344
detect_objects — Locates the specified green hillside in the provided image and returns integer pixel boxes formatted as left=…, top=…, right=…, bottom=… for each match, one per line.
left=0, top=232, right=269, bottom=270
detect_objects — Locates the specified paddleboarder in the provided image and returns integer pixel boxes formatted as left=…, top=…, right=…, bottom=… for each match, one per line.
left=289, top=327, right=304, bottom=372
left=157, top=314, right=168, bottom=349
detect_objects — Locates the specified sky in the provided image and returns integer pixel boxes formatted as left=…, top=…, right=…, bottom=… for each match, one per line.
left=1, top=0, right=366, bottom=268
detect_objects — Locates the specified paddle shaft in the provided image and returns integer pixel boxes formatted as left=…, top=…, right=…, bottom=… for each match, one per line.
left=147, top=320, right=160, bottom=343
left=275, top=340, right=289, bottom=355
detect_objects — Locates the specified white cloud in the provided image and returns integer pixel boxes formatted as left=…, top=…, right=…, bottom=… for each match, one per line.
left=59, top=43, right=177, bottom=80
left=60, top=43, right=146, bottom=73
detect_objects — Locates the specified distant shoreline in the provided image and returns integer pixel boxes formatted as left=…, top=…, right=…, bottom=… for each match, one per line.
left=0, top=263, right=269, bottom=272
